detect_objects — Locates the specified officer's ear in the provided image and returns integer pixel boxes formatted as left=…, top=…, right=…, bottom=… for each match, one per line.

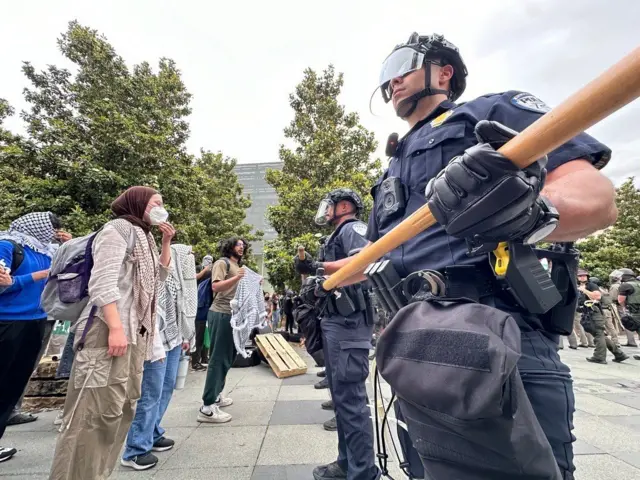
left=439, top=64, right=454, bottom=86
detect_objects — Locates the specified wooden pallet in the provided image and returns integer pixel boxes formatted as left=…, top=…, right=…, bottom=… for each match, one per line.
left=255, top=333, right=308, bottom=378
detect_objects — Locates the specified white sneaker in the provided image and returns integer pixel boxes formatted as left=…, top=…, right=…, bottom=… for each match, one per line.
left=53, top=412, right=63, bottom=426
left=197, top=405, right=232, bottom=423
left=215, top=395, right=233, bottom=408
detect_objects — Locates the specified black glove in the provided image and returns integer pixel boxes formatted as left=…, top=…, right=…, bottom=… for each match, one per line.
left=425, top=120, right=549, bottom=244
left=294, top=252, right=321, bottom=275
left=299, top=275, right=330, bottom=306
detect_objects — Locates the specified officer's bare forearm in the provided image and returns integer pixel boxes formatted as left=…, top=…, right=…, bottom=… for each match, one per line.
left=541, top=159, right=617, bottom=241
left=321, top=258, right=354, bottom=275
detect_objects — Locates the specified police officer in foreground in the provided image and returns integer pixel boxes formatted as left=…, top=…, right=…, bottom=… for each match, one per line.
left=308, top=33, right=618, bottom=479
left=577, top=269, right=628, bottom=364
left=295, top=189, right=379, bottom=480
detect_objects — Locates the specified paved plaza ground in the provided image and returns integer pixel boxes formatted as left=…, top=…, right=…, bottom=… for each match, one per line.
left=4, top=342, right=640, bottom=479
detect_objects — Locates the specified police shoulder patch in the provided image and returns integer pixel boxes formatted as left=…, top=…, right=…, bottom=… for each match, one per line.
left=511, top=93, right=551, bottom=114
left=430, top=109, right=453, bottom=128
left=352, top=222, right=368, bottom=237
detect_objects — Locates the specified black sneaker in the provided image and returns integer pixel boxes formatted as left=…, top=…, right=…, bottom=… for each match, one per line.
left=321, top=399, right=334, bottom=411
left=152, top=436, right=175, bottom=452
left=0, top=447, right=17, bottom=463
left=323, top=416, right=337, bottom=431
left=313, top=460, right=347, bottom=479
left=120, top=452, right=159, bottom=471
left=317, top=370, right=326, bottom=378
left=314, top=377, right=329, bottom=389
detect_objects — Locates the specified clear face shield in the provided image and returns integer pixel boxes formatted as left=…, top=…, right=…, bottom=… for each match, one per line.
left=314, top=199, right=335, bottom=226
left=369, top=47, right=425, bottom=116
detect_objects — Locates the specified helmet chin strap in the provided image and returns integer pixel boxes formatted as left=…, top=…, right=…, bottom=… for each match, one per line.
left=395, top=61, right=449, bottom=119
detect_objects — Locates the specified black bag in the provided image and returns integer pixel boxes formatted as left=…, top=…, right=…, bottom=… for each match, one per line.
left=376, top=298, right=562, bottom=480
left=294, top=282, right=323, bottom=355
left=232, top=348, right=261, bottom=368
left=580, top=309, right=598, bottom=336
left=621, top=314, right=640, bottom=333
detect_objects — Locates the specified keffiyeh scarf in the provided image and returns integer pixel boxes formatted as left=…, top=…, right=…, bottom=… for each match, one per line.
left=157, top=244, right=197, bottom=351
left=110, top=219, right=159, bottom=360
left=0, top=212, right=58, bottom=257
left=230, top=267, right=266, bottom=358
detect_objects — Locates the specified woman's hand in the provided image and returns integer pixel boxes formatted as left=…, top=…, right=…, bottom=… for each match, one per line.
left=182, top=341, right=190, bottom=351
left=108, top=325, right=128, bottom=357
left=158, top=222, right=176, bottom=245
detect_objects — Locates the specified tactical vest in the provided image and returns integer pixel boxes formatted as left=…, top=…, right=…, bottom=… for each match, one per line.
left=599, top=287, right=613, bottom=307
left=625, top=281, right=640, bottom=314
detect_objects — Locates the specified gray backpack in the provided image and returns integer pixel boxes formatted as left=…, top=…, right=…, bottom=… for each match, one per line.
left=41, top=222, right=135, bottom=325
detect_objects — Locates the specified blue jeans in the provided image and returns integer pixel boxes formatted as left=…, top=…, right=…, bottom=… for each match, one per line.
left=123, top=345, right=182, bottom=460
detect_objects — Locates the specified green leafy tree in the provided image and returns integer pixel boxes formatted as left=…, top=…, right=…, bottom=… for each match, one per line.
left=0, top=21, right=257, bottom=262
left=263, top=65, right=381, bottom=291
left=578, top=177, right=640, bottom=283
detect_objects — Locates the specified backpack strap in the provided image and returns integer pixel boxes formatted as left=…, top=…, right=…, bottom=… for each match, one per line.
left=6, top=240, right=25, bottom=273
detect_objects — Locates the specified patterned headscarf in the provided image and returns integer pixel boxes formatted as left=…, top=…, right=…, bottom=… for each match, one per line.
left=0, top=212, right=57, bottom=257
left=202, top=255, right=213, bottom=268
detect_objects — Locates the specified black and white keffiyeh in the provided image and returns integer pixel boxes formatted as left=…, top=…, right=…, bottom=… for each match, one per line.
left=0, top=212, right=57, bottom=257
left=157, top=244, right=197, bottom=351
left=230, top=267, right=267, bottom=358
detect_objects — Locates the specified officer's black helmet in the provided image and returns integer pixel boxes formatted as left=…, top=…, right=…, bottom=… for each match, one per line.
left=386, top=33, right=468, bottom=102
left=590, top=277, right=601, bottom=286
left=327, top=188, right=364, bottom=216
left=620, top=267, right=636, bottom=281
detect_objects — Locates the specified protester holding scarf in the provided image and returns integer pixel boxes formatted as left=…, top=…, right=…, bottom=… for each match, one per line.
left=49, top=186, right=175, bottom=480
left=0, top=212, right=64, bottom=463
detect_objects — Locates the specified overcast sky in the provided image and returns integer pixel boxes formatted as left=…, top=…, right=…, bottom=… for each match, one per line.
left=1, top=0, right=638, bottom=186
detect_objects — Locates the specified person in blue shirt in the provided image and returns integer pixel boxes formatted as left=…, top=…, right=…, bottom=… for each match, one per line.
left=308, top=33, right=618, bottom=480
left=295, top=189, right=380, bottom=480
left=0, top=211, right=63, bottom=463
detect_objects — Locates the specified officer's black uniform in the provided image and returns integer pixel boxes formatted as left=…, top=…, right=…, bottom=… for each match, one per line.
left=368, top=35, right=611, bottom=480
left=305, top=191, right=380, bottom=480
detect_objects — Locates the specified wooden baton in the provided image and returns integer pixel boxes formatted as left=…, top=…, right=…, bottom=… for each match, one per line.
left=323, top=46, right=640, bottom=291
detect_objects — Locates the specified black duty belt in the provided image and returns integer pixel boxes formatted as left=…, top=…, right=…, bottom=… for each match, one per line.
left=365, top=261, right=503, bottom=317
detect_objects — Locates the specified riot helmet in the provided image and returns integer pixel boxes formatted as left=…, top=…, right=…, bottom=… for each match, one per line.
left=377, top=33, right=468, bottom=118
left=610, top=269, right=623, bottom=283
left=619, top=268, right=636, bottom=281
left=590, top=277, right=601, bottom=286
left=314, top=188, right=364, bottom=226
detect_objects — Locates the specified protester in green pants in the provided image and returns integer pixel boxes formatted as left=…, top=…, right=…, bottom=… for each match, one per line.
left=197, top=238, right=245, bottom=423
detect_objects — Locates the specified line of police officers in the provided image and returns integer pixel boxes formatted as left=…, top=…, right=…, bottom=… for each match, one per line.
left=296, top=32, right=619, bottom=480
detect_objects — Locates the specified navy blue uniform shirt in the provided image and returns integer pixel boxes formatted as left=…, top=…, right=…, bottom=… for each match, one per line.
left=324, top=219, right=369, bottom=262
left=366, top=91, right=611, bottom=278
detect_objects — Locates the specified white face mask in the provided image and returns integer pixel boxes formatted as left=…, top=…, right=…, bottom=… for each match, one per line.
left=149, top=206, right=169, bottom=225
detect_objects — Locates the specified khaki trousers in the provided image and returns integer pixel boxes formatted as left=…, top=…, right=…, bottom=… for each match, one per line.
left=49, top=319, right=146, bottom=480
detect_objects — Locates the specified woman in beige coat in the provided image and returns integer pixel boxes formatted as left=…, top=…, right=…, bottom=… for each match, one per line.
left=49, top=186, right=175, bottom=480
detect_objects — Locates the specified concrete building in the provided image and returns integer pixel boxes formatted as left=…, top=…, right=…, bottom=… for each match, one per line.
left=233, top=161, right=283, bottom=286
